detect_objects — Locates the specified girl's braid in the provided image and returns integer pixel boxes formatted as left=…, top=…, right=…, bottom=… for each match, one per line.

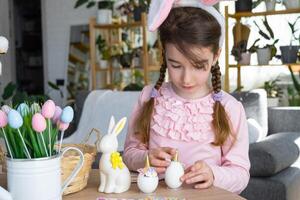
left=211, top=62, right=222, bottom=93
left=154, top=50, right=167, bottom=90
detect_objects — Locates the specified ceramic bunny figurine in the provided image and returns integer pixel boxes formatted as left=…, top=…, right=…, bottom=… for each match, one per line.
left=98, top=116, right=131, bottom=193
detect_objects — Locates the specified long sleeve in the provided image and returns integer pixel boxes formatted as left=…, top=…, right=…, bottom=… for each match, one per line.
left=123, top=86, right=152, bottom=171
left=210, top=101, right=250, bottom=194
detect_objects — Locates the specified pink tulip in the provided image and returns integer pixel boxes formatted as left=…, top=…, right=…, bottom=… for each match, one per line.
left=0, top=110, right=8, bottom=128
left=52, top=106, right=62, bottom=123
left=41, top=100, right=56, bottom=119
left=32, top=113, right=47, bottom=133
left=57, top=121, right=69, bottom=131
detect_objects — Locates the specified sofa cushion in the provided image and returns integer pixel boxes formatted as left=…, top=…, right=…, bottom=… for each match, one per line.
left=247, top=118, right=263, bottom=144
left=231, top=89, right=268, bottom=139
left=242, top=164, right=300, bottom=200
left=249, top=132, right=300, bottom=176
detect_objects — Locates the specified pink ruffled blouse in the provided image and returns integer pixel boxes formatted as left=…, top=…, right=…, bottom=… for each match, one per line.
left=123, top=82, right=250, bottom=194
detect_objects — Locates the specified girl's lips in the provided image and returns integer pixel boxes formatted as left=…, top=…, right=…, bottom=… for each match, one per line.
left=182, top=85, right=194, bottom=90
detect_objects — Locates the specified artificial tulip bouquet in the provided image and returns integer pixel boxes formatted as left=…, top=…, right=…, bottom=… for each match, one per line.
left=0, top=100, right=74, bottom=159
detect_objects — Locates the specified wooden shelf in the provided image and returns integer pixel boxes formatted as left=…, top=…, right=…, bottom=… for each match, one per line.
left=90, top=13, right=156, bottom=90
left=229, top=63, right=300, bottom=67
left=94, top=21, right=143, bottom=29
left=229, top=8, right=300, bottom=18
left=224, top=5, right=300, bottom=92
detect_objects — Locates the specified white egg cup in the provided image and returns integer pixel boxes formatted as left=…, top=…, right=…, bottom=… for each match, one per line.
left=137, top=173, right=159, bottom=194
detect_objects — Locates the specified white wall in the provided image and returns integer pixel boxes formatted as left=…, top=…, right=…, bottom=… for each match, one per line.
left=0, top=0, right=16, bottom=95
left=41, top=0, right=96, bottom=106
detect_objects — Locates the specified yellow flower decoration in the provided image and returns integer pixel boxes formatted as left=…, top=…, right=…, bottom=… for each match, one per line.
left=110, top=152, right=124, bottom=169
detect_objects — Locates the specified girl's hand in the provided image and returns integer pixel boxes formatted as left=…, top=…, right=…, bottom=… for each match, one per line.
left=148, top=147, right=176, bottom=174
left=180, top=161, right=214, bottom=189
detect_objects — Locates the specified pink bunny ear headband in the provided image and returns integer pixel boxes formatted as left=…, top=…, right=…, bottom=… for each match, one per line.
left=148, top=0, right=235, bottom=48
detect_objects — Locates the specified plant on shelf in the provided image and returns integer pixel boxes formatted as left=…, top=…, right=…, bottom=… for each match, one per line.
left=231, top=39, right=259, bottom=65
left=96, top=35, right=110, bottom=69
left=128, top=0, right=150, bottom=21
left=74, top=0, right=114, bottom=9
left=263, top=78, right=283, bottom=107
left=123, top=69, right=144, bottom=91
left=253, top=17, right=279, bottom=65
left=74, top=0, right=115, bottom=24
left=280, top=16, right=300, bottom=64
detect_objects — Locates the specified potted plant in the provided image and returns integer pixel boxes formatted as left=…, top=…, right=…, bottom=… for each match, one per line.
left=282, top=0, right=300, bottom=9
left=123, top=69, right=144, bottom=91
left=128, top=0, right=150, bottom=21
left=235, top=0, right=253, bottom=12
left=280, top=16, right=300, bottom=64
left=74, top=0, right=115, bottom=24
left=253, top=17, right=279, bottom=65
left=287, top=66, right=300, bottom=106
left=264, top=78, right=283, bottom=107
left=231, top=39, right=259, bottom=65
left=252, top=0, right=279, bottom=11
left=96, top=35, right=110, bottom=69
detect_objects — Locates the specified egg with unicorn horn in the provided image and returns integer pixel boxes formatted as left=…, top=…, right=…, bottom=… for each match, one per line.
left=137, top=155, right=159, bottom=193
left=0, top=36, right=9, bottom=54
left=165, top=151, right=184, bottom=189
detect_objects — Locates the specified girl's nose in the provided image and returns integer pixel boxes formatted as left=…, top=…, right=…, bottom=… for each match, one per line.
left=182, top=68, right=192, bottom=84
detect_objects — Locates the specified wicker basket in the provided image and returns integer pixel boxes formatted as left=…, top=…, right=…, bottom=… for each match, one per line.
left=0, top=145, right=6, bottom=173
left=60, top=128, right=101, bottom=195
left=60, top=143, right=97, bottom=195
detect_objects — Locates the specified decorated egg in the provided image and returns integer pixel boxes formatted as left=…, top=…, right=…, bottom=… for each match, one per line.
left=60, top=106, right=74, bottom=123
left=32, top=113, right=47, bottom=132
left=8, top=109, right=23, bottom=129
left=17, top=103, right=30, bottom=116
left=165, top=152, right=184, bottom=189
left=41, top=100, right=56, bottom=119
left=137, top=155, right=159, bottom=193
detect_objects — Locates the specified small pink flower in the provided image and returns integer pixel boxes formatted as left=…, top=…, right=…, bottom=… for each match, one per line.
left=57, top=120, right=69, bottom=131
left=41, top=100, right=56, bottom=119
left=52, top=106, right=62, bottom=123
left=32, top=113, right=47, bottom=132
left=0, top=110, right=8, bottom=128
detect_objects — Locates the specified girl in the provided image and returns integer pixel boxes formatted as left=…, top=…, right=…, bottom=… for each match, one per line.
left=123, top=0, right=250, bottom=194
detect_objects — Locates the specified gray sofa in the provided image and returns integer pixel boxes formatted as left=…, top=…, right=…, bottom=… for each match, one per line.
left=66, top=89, right=300, bottom=200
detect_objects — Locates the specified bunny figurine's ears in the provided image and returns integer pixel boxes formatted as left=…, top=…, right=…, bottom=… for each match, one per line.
left=148, top=0, right=234, bottom=47
left=109, top=116, right=127, bottom=136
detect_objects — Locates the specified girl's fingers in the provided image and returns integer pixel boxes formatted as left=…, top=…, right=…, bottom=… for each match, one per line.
left=161, top=147, right=177, bottom=156
left=186, top=173, right=208, bottom=184
left=181, top=169, right=199, bottom=182
left=194, top=178, right=213, bottom=189
left=155, top=150, right=173, bottom=160
left=154, top=167, right=166, bottom=174
left=150, top=157, right=170, bottom=167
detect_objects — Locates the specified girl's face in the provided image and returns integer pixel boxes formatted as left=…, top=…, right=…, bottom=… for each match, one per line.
left=165, top=43, right=220, bottom=99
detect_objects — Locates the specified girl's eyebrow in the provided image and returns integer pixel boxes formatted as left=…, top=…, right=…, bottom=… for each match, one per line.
left=168, top=58, right=181, bottom=64
left=168, top=58, right=209, bottom=64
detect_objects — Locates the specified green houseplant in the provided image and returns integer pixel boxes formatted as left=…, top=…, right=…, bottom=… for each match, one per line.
left=264, top=78, right=283, bottom=106
left=231, top=39, right=259, bottom=64
left=96, top=35, right=110, bottom=69
left=252, top=17, right=279, bottom=65
left=280, top=16, right=300, bottom=64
